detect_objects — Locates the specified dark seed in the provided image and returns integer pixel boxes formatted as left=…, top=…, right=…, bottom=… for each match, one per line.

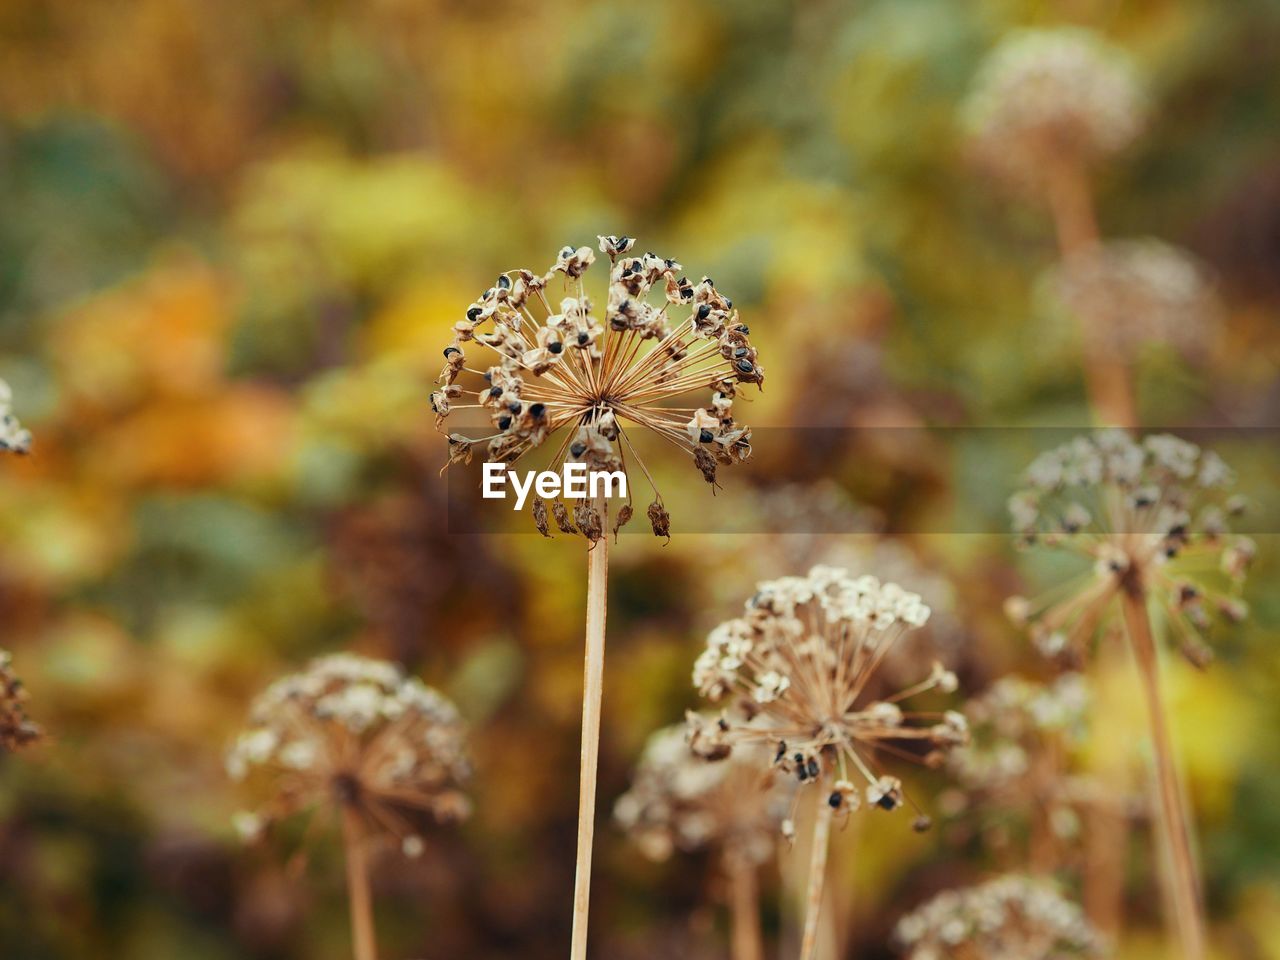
left=697, top=304, right=711, bottom=319
left=577, top=332, right=589, bottom=345
left=736, top=360, right=754, bottom=373
left=699, top=429, right=714, bottom=444
left=490, top=386, right=503, bottom=398
left=498, top=416, right=512, bottom=430
left=549, top=341, right=563, bottom=354
left=444, top=346, right=460, bottom=357
left=529, top=403, right=545, bottom=418
left=508, top=402, right=522, bottom=414
left=497, top=274, right=511, bottom=289
left=877, top=794, right=896, bottom=811
left=807, top=758, right=820, bottom=779
left=570, top=442, right=586, bottom=458
left=733, top=347, right=748, bottom=358
left=828, top=792, right=842, bottom=809
left=467, top=306, right=482, bottom=321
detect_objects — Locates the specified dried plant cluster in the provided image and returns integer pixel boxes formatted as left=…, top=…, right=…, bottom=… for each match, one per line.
left=1047, top=239, right=1222, bottom=353
left=1006, top=431, right=1253, bottom=668
left=432, top=236, right=763, bottom=539
left=0, top=378, right=32, bottom=455
left=963, top=28, right=1145, bottom=190
left=894, top=874, right=1104, bottom=960
left=0, top=649, right=41, bottom=752
left=689, top=565, right=968, bottom=826
left=227, top=654, right=470, bottom=856
left=949, top=674, right=1089, bottom=796
left=614, top=721, right=795, bottom=869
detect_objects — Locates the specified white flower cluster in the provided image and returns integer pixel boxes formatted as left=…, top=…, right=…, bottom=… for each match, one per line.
left=1047, top=239, right=1221, bottom=353
left=894, top=874, right=1104, bottom=959
left=227, top=654, right=470, bottom=847
left=0, top=379, right=32, bottom=455
left=964, top=28, right=1145, bottom=186
left=613, top=722, right=794, bottom=867
left=949, top=674, right=1090, bottom=791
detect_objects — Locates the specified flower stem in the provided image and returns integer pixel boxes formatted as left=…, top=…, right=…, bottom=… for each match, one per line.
left=726, top=856, right=764, bottom=960
left=799, top=784, right=834, bottom=960
left=1044, top=156, right=1137, bottom=429
left=1120, top=587, right=1207, bottom=960
left=570, top=512, right=609, bottom=960
left=341, top=805, right=378, bottom=960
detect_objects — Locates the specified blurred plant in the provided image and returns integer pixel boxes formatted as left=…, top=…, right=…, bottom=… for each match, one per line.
left=1043, top=239, right=1222, bottom=359
left=964, top=27, right=1147, bottom=426
left=1007, top=431, right=1253, bottom=960
left=0, top=379, right=32, bottom=455
left=0, top=649, right=41, bottom=751
left=687, top=565, right=968, bottom=960
left=614, top=721, right=794, bottom=960
left=227, top=653, right=470, bottom=960
left=943, top=673, right=1092, bottom=873
left=434, top=235, right=763, bottom=960
left=893, top=874, right=1104, bottom=960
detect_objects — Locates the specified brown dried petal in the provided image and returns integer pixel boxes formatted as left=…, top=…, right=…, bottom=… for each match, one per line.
left=612, top=504, right=633, bottom=542
left=647, top=500, right=671, bottom=542
left=552, top=500, right=577, bottom=535
left=532, top=497, right=551, bottom=538
left=693, top=446, right=718, bottom=487
left=574, top=501, right=604, bottom=542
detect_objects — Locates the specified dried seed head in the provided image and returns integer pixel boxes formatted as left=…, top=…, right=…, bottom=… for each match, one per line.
left=0, top=649, right=41, bottom=752
left=1045, top=239, right=1221, bottom=355
left=894, top=874, right=1104, bottom=959
left=691, top=566, right=966, bottom=829
left=1009, top=431, right=1252, bottom=666
left=226, top=654, right=470, bottom=852
left=964, top=27, right=1145, bottom=191
left=434, top=238, right=762, bottom=539
left=0, top=379, right=32, bottom=455
left=614, top=721, right=795, bottom=868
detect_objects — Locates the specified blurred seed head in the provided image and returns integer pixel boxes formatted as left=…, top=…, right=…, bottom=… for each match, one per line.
left=434, top=237, right=763, bottom=540
left=1044, top=239, right=1222, bottom=355
left=0, top=648, right=41, bottom=751
left=1008, top=431, right=1252, bottom=667
left=964, top=28, right=1146, bottom=190
left=613, top=721, right=795, bottom=869
left=690, top=566, right=966, bottom=824
left=894, top=874, right=1105, bottom=959
left=0, top=379, right=32, bottom=455
left=227, top=653, right=470, bottom=855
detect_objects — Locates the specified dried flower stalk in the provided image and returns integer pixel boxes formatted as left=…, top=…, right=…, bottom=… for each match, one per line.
left=227, top=654, right=470, bottom=960
left=1009, top=432, right=1252, bottom=960
left=435, top=236, right=761, bottom=960
left=689, top=566, right=968, bottom=960
left=1, top=649, right=41, bottom=752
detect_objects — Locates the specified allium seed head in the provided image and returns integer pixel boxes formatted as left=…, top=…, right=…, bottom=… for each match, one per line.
left=614, top=721, right=795, bottom=868
left=1046, top=239, right=1221, bottom=355
left=1008, top=431, right=1252, bottom=667
left=0, top=649, right=41, bottom=752
left=227, top=654, right=470, bottom=853
left=0, top=379, right=32, bottom=455
left=691, top=566, right=966, bottom=828
left=964, top=28, right=1145, bottom=190
left=433, top=237, right=762, bottom=539
left=894, top=874, right=1105, bottom=959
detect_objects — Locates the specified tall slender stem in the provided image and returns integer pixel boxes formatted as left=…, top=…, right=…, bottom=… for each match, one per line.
left=570, top=504, right=610, bottom=960
left=726, top=856, right=764, bottom=960
left=1043, top=156, right=1138, bottom=428
left=799, top=783, right=834, bottom=960
left=341, top=805, right=378, bottom=960
left=1120, top=587, right=1207, bottom=960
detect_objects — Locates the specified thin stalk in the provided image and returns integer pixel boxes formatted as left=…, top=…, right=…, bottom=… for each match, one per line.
left=570, top=501, right=610, bottom=960
left=799, top=784, right=834, bottom=960
left=726, top=856, right=764, bottom=960
left=1043, top=156, right=1138, bottom=428
left=341, top=805, right=378, bottom=960
left=1084, top=636, right=1132, bottom=940
left=1120, top=587, right=1207, bottom=960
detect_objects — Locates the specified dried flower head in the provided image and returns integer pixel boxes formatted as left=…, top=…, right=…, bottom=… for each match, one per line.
left=690, top=566, right=966, bottom=827
left=964, top=28, right=1145, bottom=189
left=433, top=237, right=762, bottom=539
left=1046, top=239, right=1221, bottom=354
left=949, top=673, right=1090, bottom=795
left=614, top=721, right=795, bottom=869
left=1, top=649, right=41, bottom=751
left=1008, top=431, right=1252, bottom=668
left=0, top=379, right=32, bottom=455
left=894, top=874, right=1104, bottom=959
left=227, top=654, right=470, bottom=856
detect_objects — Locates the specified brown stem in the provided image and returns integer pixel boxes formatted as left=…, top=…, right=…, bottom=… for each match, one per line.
left=341, top=805, right=378, bottom=960
left=726, top=856, right=764, bottom=960
left=799, top=784, right=834, bottom=960
left=1120, top=588, right=1207, bottom=960
left=570, top=503, right=610, bottom=960
left=1084, top=636, right=1131, bottom=939
left=1043, top=156, right=1138, bottom=428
